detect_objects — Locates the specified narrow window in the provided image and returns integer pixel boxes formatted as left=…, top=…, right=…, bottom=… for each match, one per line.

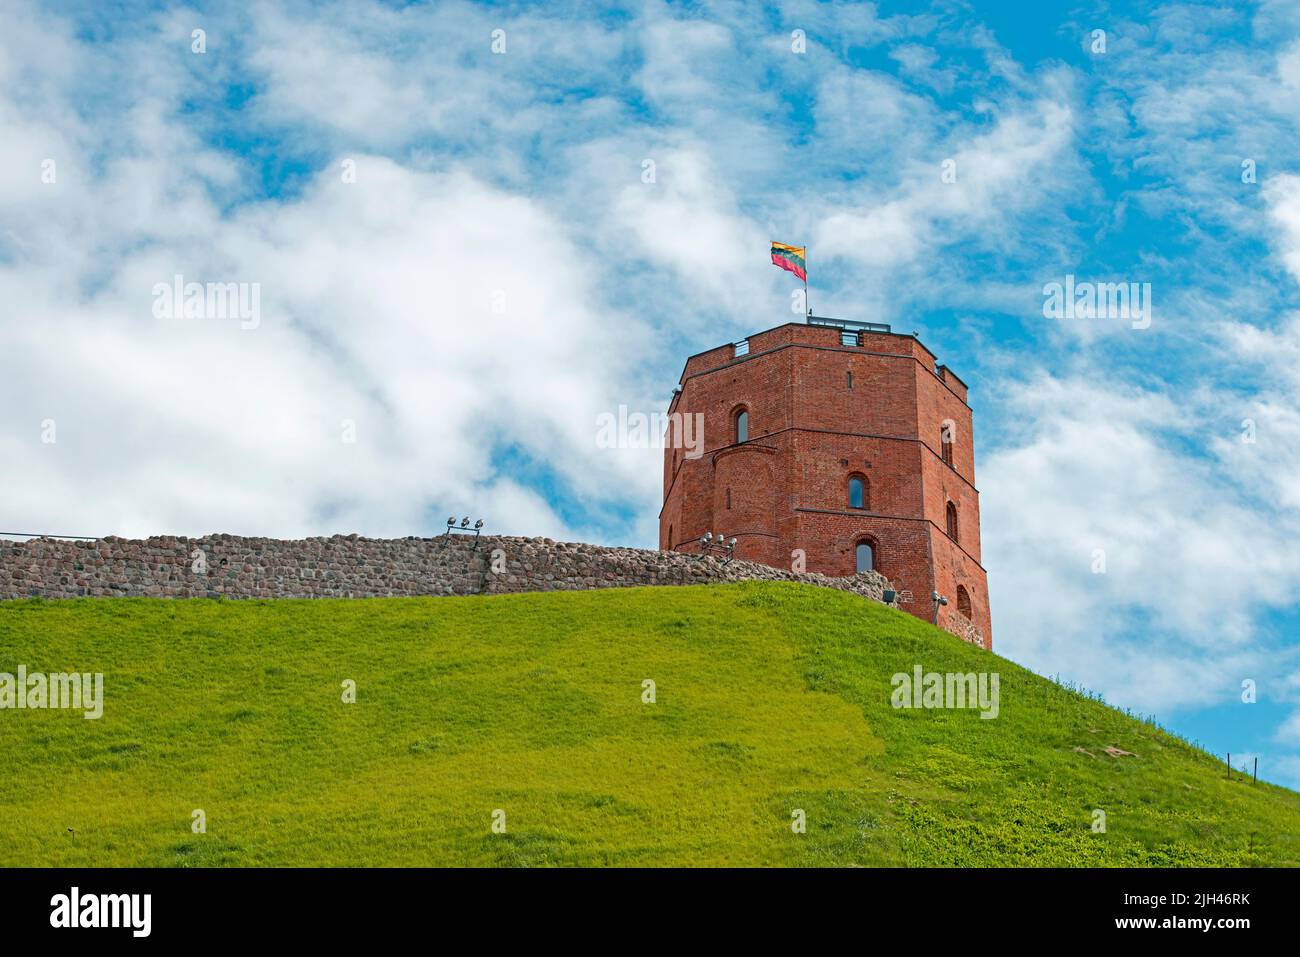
left=855, top=541, right=875, bottom=574
left=956, top=585, right=972, bottom=619
left=735, top=409, right=748, bottom=444
left=848, top=474, right=868, bottom=510
left=726, top=488, right=732, bottom=510
left=847, top=370, right=853, bottom=390
left=946, top=502, right=958, bottom=542
left=941, top=426, right=954, bottom=466
left=668, top=525, right=673, bottom=550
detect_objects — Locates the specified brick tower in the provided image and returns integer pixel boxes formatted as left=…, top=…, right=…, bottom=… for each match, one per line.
left=659, top=317, right=991, bottom=648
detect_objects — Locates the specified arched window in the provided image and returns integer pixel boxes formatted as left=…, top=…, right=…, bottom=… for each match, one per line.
left=734, top=408, right=749, bottom=444
left=946, top=502, right=958, bottom=542
left=848, top=474, right=869, bottom=510
left=855, top=539, right=876, bottom=574
left=956, top=585, right=972, bottom=619
left=941, top=427, right=954, bottom=466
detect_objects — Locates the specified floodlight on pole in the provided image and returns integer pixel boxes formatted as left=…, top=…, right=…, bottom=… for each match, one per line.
left=931, top=590, right=949, bottom=624
left=695, top=531, right=738, bottom=566
left=443, top=516, right=487, bottom=551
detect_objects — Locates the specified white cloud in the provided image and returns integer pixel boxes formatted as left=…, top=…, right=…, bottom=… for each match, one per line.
left=982, top=371, right=1299, bottom=712
left=0, top=111, right=659, bottom=540
left=815, top=78, right=1079, bottom=272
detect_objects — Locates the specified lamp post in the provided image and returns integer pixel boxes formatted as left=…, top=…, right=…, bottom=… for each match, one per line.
left=930, top=590, right=948, bottom=625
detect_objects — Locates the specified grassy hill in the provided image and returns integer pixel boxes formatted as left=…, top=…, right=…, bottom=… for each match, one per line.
left=1, top=582, right=1297, bottom=867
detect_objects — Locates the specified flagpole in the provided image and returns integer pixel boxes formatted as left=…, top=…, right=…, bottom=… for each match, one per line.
left=804, top=247, right=811, bottom=320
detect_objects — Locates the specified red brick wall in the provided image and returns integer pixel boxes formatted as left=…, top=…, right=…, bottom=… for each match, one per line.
left=660, top=322, right=992, bottom=646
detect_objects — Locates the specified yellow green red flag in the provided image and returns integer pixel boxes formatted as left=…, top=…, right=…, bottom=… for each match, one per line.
left=770, top=242, right=806, bottom=282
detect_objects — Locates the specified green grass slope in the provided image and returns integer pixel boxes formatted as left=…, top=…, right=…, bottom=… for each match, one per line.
left=1, top=582, right=1296, bottom=867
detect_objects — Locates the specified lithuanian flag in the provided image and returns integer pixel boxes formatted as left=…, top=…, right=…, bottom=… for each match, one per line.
left=770, top=241, right=806, bottom=282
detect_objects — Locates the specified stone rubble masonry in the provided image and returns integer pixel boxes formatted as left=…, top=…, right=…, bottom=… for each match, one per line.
left=0, top=533, right=985, bottom=647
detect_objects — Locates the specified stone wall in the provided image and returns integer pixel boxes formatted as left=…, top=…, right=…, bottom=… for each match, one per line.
left=0, top=533, right=984, bottom=647
left=0, top=533, right=888, bottom=601
left=937, top=608, right=986, bottom=650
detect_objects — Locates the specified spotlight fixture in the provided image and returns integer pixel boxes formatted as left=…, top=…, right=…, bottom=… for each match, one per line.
left=930, top=590, right=949, bottom=624
left=695, top=531, right=739, bottom=566
left=883, top=588, right=897, bottom=605
left=442, top=516, right=487, bottom=551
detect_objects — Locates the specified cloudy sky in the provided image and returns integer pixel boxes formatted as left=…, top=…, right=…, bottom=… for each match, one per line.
left=3, top=0, right=1300, bottom=786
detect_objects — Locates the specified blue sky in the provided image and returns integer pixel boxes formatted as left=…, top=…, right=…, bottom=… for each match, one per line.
left=3, top=0, right=1300, bottom=787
